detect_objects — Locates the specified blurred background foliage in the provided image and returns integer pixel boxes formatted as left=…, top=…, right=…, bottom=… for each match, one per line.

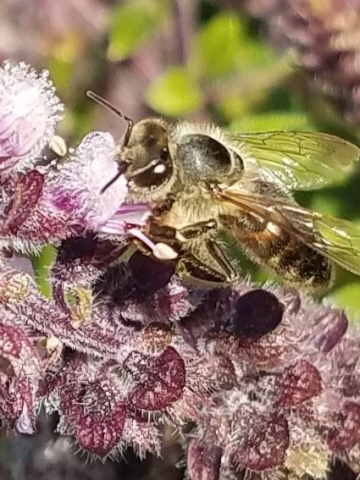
left=1, top=2, right=360, bottom=479
left=2, top=0, right=360, bottom=317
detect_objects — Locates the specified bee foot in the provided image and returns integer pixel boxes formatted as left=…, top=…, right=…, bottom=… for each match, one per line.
left=153, top=243, right=178, bottom=260
left=128, top=228, right=178, bottom=260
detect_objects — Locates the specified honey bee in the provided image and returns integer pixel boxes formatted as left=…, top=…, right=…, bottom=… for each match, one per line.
left=88, top=92, right=360, bottom=292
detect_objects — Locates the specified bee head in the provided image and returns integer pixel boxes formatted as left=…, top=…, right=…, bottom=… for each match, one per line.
left=121, top=119, right=175, bottom=199
left=86, top=92, right=175, bottom=198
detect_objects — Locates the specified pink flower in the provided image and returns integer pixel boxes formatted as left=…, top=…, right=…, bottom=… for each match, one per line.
left=47, top=131, right=128, bottom=230
left=0, top=131, right=149, bottom=250
left=0, top=61, right=63, bottom=173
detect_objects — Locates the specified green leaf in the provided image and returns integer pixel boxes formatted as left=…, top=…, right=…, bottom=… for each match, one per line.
left=215, top=59, right=294, bottom=121
left=108, top=0, right=168, bottom=61
left=190, top=12, right=242, bottom=79
left=237, top=38, right=277, bottom=69
left=146, top=67, right=203, bottom=116
left=218, top=92, right=265, bottom=121
left=229, top=112, right=313, bottom=133
left=47, top=56, right=73, bottom=94
left=31, top=245, right=57, bottom=299
left=328, top=282, right=360, bottom=324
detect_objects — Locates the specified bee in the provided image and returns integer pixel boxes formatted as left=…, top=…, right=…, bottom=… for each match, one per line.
left=88, top=92, right=360, bottom=292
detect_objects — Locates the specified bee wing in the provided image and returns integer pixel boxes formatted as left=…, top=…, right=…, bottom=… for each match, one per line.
left=218, top=188, right=360, bottom=275
left=311, top=215, right=360, bottom=275
left=230, top=131, right=360, bottom=190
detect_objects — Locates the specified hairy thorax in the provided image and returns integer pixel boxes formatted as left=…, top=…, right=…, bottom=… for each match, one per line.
left=155, top=184, right=236, bottom=230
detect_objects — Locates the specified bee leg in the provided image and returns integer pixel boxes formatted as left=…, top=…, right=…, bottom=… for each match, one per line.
left=152, top=194, right=176, bottom=217
left=149, top=220, right=217, bottom=243
left=206, top=239, right=238, bottom=282
left=148, top=220, right=238, bottom=284
left=177, top=239, right=238, bottom=285
left=177, top=254, right=230, bottom=284
left=148, top=223, right=178, bottom=242
left=176, top=220, right=217, bottom=242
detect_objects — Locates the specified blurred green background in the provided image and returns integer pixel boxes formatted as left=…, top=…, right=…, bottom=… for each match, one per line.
left=3, top=0, right=360, bottom=321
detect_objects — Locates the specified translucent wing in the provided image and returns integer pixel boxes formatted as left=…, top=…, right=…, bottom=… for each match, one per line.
left=216, top=187, right=360, bottom=276
left=230, top=131, right=360, bottom=190
left=312, top=215, right=360, bottom=275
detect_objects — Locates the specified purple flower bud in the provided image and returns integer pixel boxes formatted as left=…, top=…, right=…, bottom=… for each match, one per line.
left=275, top=360, right=322, bottom=407
left=2, top=170, right=45, bottom=235
left=234, top=289, right=284, bottom=338
left=0, top=323, right=41, bottom=432
left=0, top=61, right=63, bottom=173
left=326, top=401, right=360, bottom=451
left=76, top=402, right=127, bottom=457
left=128, top=251, right=176, bottom=296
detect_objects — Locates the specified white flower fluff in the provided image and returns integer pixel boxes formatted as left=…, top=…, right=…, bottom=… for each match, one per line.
left=48, top=131, right=128, bottom=229
left=0, top=61, right=63, bottom=173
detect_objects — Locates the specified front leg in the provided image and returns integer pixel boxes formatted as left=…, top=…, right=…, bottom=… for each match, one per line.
left=149, top=220, right=238, bottom=285
left=177, top=237, right=238, bottom=285
left=149, top=219, right=218, bottom=243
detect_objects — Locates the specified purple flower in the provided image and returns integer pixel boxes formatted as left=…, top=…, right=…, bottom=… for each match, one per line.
left=0, top=61, right=63, bottom=173
left=0, top=320, right=42, bottom=434
left=47, top=131, right=128, bottom=230
left=0, top=134, right=149, bottom=251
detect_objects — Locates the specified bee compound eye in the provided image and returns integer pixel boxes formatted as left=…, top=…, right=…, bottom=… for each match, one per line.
left=233, top=289, right=284, bottom=337
left=177, top=135, right=233, bottom=180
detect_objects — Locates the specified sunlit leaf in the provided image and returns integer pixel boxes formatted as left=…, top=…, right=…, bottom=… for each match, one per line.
left=215, top=60, right=294, bottom=121
left=108, top=0, right=168, bottom=61
left=190, top=12, right=242, bottom=79
left=218, top=92, right=265, bottom=121
left=31, top=245, right=57, bottom=299
left=238, top=38, right=277, bottom=69
left=146, top=67, right=203, bottom=116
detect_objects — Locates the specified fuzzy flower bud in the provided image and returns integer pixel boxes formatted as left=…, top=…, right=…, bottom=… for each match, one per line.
left=0, top=61, right=63, bottom=173
left=0, top=132, right=150, bottom=251
left=47, top=131, right=128, bottom=230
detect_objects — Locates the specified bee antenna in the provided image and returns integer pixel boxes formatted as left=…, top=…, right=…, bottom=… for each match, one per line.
left=86, top=91, right=134, bottom=147
left=100, top=170, right=123, bottom=194
left=100, top=159, right=129, bottom=195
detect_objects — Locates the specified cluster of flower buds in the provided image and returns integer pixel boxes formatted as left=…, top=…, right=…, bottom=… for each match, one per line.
left=0, top=61, right=359, bottom=480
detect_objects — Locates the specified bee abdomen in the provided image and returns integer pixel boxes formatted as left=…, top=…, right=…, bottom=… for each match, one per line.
left=221, top=214, right=333, bottom=291
left=267, top=238, right=333, bottom=291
